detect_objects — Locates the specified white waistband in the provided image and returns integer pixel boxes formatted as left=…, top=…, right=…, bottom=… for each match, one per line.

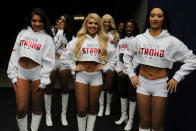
left=17, top=64, right=41, bottom=72
left=139, top=75, right=168, bottom=84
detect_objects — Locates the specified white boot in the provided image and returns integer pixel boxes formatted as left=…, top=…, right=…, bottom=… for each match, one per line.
left=139, top=128, right=150, bottom=131
left=77, top=115, right=87, bottom=131
left=124, top=101, right=136, bottom=131
left=115, top=98, right=128, bottom=125
left=105, top=92, right=113, bottom=115
left=31, top=113, right=42, bottom=131
left=61, top=93, right=69, bottom=126
left=44, top=94, right=53, bottom=126
left=86, top=114, right=96, bottom=131
left=98, top=91, right=104, bottom=117
left=16, top=115, right=28, bottom=131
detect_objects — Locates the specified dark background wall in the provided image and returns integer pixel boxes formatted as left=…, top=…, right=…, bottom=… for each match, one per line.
left=1, top=0, right=196, bottom=130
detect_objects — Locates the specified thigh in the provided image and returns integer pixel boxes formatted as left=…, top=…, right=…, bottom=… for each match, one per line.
left=137, top=93, right=151, bottom=121
left=31, top=79, right=44, bottom=112
left=75, top=82, right=88, bottom=111
left=58, top=69, right=71, bottom=92
left=127, top=76, right=136, bottom=101
left=118, top=75, right=128, bottom=97
left=151, top=96, right=167, bottom=124
left=15, top=78, right=31, bottom=109
left=89, top=85, right=103, bottom=106
left=88, top=85, right=103, bottom=114
left=45, top=69, right=57, bottom=93
left=106, top=71, right=116, bottom=91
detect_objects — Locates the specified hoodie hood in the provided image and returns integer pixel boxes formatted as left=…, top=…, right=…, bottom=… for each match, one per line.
left=27, top=26, right=45, bottom=33
left=144, top=28, right=170, bottom=39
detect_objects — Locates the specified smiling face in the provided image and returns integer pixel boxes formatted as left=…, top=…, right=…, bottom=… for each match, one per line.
left=103, top=18, right=111, bottom=33
left=125, top=22, right=134, bottom=37
left=86, top=17, right=99, bottom=37
left=31, top=14, right=44, bottom=32
left=149, top=8, right=164, bottom=30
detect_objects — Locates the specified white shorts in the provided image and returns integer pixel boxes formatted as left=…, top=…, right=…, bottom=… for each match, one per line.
left=54, top=58, right=69, bottom=71
left=17, top=64, right=41, bottom=81
left=75, top=71, right=103, bottom=86
left=136, top=75, right=168, bottom=97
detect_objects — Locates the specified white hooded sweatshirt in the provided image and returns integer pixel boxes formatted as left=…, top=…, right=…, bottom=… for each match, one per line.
left=53, top=29, right=68, bottom=54
left=52, top=28, right=70, bottom=68
left=107, top=32, right=118, bottom=62
left=7, top=27, right=55, bottom=88
left=60, top=34, right=117, bottom=74
left=124, top=29, right=196, bottom=82
left=115, top=36, right=134, bottom=74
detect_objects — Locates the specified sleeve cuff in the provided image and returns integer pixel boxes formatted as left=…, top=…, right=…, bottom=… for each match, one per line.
left=102, top=65, right=107, bottom=73
left=128, top=72, right=136, bottom=78
left=71, top=70, right=75, bottom=75
left=172, top=74, right=183, bottom=83
left=12, top=78, right=17, bottom=84
left=40, top=77, right=51, bottom=86
left=102, top=65, right=112, bottom=73
left=115, top=68, right=120, bottom=73
left=122, top=70, right=127, bottom=75
left=39, top=83, right=46, bottom=89
left=70, top=64, right=76, bottom=71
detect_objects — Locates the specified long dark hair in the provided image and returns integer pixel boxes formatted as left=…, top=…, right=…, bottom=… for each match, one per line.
left=24, top=8, right=53, bottom=37
left=125, top=18, right=140, bottom=37
left=54, top=14, right=75, bottom=42
left=145, top=6, right=171, bottom=33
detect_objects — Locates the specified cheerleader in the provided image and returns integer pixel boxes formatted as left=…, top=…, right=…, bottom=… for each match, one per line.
left=98, top=14, right=119, bottom=117
left=44, top=14, right=75, bottom=127
left=60, top=13, right=116, bottom=131
left=115, top=18, right=140, bottom=131
left=123, top=6, right=196, bottom=131
left=7, top=8, right=55, bottom=131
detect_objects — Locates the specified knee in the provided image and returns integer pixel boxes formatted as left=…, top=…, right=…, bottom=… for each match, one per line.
left=140, top=119, right=151, bottom=129
left=107, top=88, right=113, bottom=93
left=77, top=106, right=88, bottom=117
left=45, top=86, right=54, bottom=94
left=17, top=106, right=27, bottom=118
left=152, top=121, right=163, bottom=130
left=32, top=104, right=42, bottom=114
left=88, top=104, right=97, bottom=115
left=61, top=88, right=69, bottom=94
left=128, top=95, right=137, bottom=102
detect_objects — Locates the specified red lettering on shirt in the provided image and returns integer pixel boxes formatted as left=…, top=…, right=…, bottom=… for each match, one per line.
left=82, top=47, right=100, bottom=56
left=138, top=48, right=165, bottom=58
left=19, top=40, right=42, bottom=50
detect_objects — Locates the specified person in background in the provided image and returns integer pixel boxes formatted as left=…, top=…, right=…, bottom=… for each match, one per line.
left=123, top=6, right=196, bottom=131
left=60, top=13, right=116, bottom=131
left=98, top=14, right=119, bottom=117
left=7, top=8, right=55, bottom=131
left=44, top=14, right=75, bottom=127
left=115, top=18, right=140, bottom=131
left=117, top=21, right=125, bottom=39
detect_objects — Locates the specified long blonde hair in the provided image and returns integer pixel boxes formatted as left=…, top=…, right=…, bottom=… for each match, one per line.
left=101, top=14, right=119, bottom=41
left=74, top=13, right=108, bottom=64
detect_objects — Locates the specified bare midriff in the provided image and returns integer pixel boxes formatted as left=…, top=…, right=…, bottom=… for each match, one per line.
left=18, top=57, right=40, bottom=69
left=139, top=64, right=168, bottom=80
left=78, top=61, right=101, bottom=72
